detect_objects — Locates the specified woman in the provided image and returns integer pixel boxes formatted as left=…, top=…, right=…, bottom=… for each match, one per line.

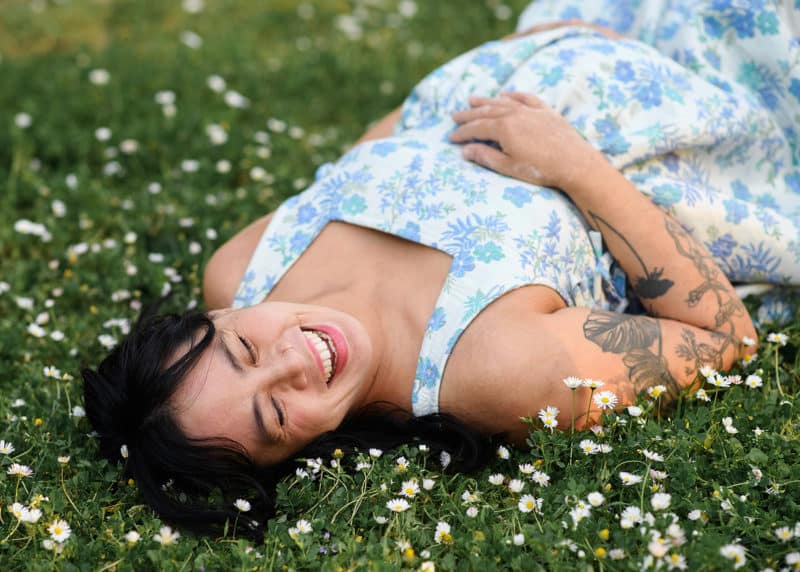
left=83, top=0, right=798, bottom=537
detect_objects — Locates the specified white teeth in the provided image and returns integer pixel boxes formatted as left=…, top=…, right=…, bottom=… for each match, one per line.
left=302, top=330, right=335, bottom=383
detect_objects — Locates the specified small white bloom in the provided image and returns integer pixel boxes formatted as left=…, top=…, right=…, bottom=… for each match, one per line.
left=0, top=440, right=15, bottom=454
left=651, top=492, right=671, bottom=510
left=234, top=499, right=251, bottom=512
left=627, top=405, right=643, bottom=417
left=224, top=90, right=249, bottom=109
left=295, top=519, right=312, bottom=533
left=369, top=448, right=382, bottom=458
left=48, top=518, right=71, bottom=542
left=722, top=417, right=738, bottom=434
left=488, top=473, right=505, bottom=485
left=695, top=388, right=711, bottom=402
left=648, top=385, right=667, bottom=398
left=15, top=112, right=32, bottom=128
left=180, top=30, right=203, bottom=49
left=497, top=445, right=510, bottom=459
left=120, top=444, right=129, bottom=459
left=517, top=493, right=541, bottom=513
left=124, top=530, right=141, bottom=543
left=775, top=526, right=793, bottom=542
left=154, top=90, right=176, bottom=106
left=767, top=332, right=788, bottom=346
left=531, top=470, right=550, bottom=487
left=71, top=405, right=86, bottom=418
left=207, top=74, right=226, bottom=93
left=582, top=378, right=604, bottom=389
left=22, top=507, right=42, bottom=523
left=508, top=479, right=525, bottom=493
left=374, top=515, right=387, bottom=524
left=593, top=390, right=618, bottom=410
left=182, top=0, right=204, bottom=14
left=89, top=68, right=110, bottom=85
left=205, top=124, right=228, bottom=145
left=642, top=449, right=664, bottom=462
left=719, top=543, right=746, bottom=569
left=153, top=525, right=180, bottom=544
left=466, top=506, right=478, bottom=518
left=434, top=521, right=451, bottom=544
left=267, top=118, right=287, bottom=133
left=181, top=159, right=199, bottom=173
left=399, top=479, right=419, bottom=498
left=215, top=159, right=232, bottom=173
left=744, top=374, right=763, bottom=389
left=386, top=498, right=410, bottom=513
left=699, top=365, right=717, bottom=379
left=563, top=376, right=582, bottom=389
left=7, top=463, right=33, bottom=478
left=742, top=336, right=756, bottom=347
left=95, top=127, right=112, bottom=142
left=587, top=492, right=605, bottom=507
left=422, top=478, right=435, bottom=490
left=579, top=439, right=599, bottom=455
left=619, top=472, right=642, bottom=486
left=57, top=455, right=70, bottom=464
left=512, top=533, right=525, bottom=546
left=119, top=139, right=139, bottom=154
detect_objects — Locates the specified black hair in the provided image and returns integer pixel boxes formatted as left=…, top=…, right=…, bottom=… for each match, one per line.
left=82, top=310, right=500, bottom=539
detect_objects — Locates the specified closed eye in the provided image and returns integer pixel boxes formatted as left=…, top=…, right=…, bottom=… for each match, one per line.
left=237, top=334, right=257, bottom=363
left=272, top=397, right=284, bottom=427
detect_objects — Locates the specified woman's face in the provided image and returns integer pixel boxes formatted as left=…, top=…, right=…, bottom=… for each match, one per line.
left=170, top=302, right=376, bottom=465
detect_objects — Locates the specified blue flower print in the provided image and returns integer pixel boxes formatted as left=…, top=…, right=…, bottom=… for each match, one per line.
left=417, top=357, right=439, bottom=388
left=503, top=186, right=532, bottom=207
left=541, top=66, right=564, bottom=87
left=756, top=12, right=779, bottom=35
left=703, top=48, right=721, bottom=70
left=342, top=194, right=367, bottom=215
left=786, top=173, right=800, bottom=194
left=708, top=233, right=737, bottom=259
left=703, top=16, right=724, bottom=39
left=724, top=199, right=749, bottom=224
left=427, top=307, right=446, bottom=332
left=663, top=153, right=680, bottom=173
left=371, top=141, right=398, bottom=157
left=633, top=80, right=662, bottom=109
left=450, top=252, right=475, bottom=278
left=614, top=61, right=635, bottom=83
left=731, top=180, right=752, bottom=201
left=297, top=203, right=318, bottom=224
left=652, top=184, right=683, bottom=207
left=594, top=116, right=630, bottom=156
left=790, top=79, right=800, bottom=103
left=290, top=230, right=311, bottom=255
left=397, top=221, right=421, bottom=242
left=473, top=241, right=504, bottom=263
left=607, top=84, right=626, bottom=106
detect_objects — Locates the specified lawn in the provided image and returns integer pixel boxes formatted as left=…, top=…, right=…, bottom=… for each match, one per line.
left=2, top=0, right=800, bottom=570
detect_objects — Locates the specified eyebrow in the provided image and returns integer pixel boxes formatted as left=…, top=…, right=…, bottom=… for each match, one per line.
left=253, top=396, right=274, bottom=445
left=218, top=331, right=244, bottom=373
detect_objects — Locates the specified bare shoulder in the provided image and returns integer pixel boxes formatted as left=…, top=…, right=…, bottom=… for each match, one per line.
left=203, top=212, right=274, bottom=309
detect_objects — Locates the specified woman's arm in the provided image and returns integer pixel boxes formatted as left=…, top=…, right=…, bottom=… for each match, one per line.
left=354, top=106, right=403, bottom=145
left=449, top=92, right=757, bottom=353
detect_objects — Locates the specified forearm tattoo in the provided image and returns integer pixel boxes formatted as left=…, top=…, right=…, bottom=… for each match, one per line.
left=582, top=213, right=745, bottom=400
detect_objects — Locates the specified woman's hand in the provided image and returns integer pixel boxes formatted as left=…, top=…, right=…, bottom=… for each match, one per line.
left=449, top=92, right=604, bottom=189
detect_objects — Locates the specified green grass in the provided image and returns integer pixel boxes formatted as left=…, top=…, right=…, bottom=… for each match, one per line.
left=1, top=0, right=800, bottom=570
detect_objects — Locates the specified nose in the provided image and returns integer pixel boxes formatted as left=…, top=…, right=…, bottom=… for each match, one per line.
left=254, top=348, right=309, bottom=392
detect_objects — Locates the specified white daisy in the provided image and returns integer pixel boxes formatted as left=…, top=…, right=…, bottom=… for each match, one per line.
left=508, top=479, right=525, bottom=493
left=434, top=521, right=452, bottom=544
left=48, top=518, right=71, bottom=542
left=0, top=440, right=15, bottom=454
left=563, top=376, right=582, bottom=389
left=386, top=498, right=410, bottom=513
left=719, top=543, right=746, bottom=569
left=234, top=499, right=251, bottom=512
left=124, top=530, right=141, bottom=543
left=7, top=463, right=33, bottom=478
left=647, top=385, right=667, bottom=398
left=722, top=417, right=738, bottom=434
left=531, top=470, right=550, bottom=487
left=642, top=449, right=664, bottom=462
left=619, top=472, right=642, bottom=486
left=295, top=519, right=312, bottom=533
left=587, top=492, right=605, bottom=507
left=496, top=445, right=510, bottom=459
left=399, top=480, right=419, bottom=498
left=582, top=378, right=604, bottom=389
left=744, top=374, right=763, bottom=388
left=488, top=473, right=505, bottom=485
left=593, top=390, right=618, bottom=410
left=517, top=494, right=540, bottom=513
left=650, top=492, right=671, bottom=510
left=153, top=525, right=180, bottom=544
left=767, top=332, right=788, bottom=346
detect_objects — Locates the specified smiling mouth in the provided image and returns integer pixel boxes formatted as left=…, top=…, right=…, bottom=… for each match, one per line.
left=301, top=329, right=337, bottom=384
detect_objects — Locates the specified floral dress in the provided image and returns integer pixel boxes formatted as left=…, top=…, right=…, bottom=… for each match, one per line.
left=235, top=0, right=800, bottom=415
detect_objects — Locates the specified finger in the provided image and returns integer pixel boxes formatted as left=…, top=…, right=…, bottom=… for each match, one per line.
left=468, top=94, right=515, bottom=109
left=501, top=91, right=546, bottom=108
left=461, top=143, right=514, bottom=175
left=451, top=104, right=511, bottom=124
left=448, top=119, right=500, bottom=144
